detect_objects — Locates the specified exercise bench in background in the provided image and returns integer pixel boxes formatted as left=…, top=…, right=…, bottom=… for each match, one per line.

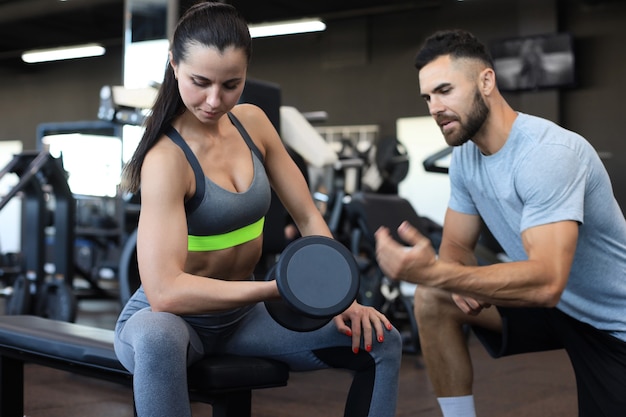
left=0, top=315, right=289, bottom=417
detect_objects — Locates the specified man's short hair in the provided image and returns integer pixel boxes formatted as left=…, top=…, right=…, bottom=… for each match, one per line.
left=414, top=29, right=494, bottom=71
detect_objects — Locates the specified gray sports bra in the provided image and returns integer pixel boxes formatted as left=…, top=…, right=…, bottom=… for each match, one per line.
left=165, top=113, right=271, bottom=251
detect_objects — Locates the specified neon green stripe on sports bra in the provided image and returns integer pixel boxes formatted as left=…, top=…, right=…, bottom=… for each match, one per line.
left=187, top=217, right=265, bottom=252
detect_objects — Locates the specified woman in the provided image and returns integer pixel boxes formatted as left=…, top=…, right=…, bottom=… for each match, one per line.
left=113, top=2, right=402, bottom=417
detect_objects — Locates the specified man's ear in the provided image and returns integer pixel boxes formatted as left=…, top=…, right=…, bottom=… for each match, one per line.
left=480, top=67, right=497, bottom=95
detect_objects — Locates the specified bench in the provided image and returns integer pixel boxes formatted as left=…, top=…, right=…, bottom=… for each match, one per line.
left=0, top=314, right=290, bottom=417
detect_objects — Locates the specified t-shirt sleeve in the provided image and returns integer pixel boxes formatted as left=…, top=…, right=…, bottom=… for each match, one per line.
left=517, top=143, right=586, bottom=232
left=448, top=148, right=479, bottom=216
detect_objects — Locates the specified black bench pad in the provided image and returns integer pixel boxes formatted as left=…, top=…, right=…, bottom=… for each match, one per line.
left=0, top=314, right=123, bottom=370
left=0, top=315, right=289, bottom=416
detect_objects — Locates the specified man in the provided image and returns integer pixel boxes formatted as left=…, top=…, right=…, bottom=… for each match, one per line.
left=375, top=29, right=626, bottom=417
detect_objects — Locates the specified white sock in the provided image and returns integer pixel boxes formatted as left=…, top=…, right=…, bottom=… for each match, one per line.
left=437, top=395, right=477, bottom=417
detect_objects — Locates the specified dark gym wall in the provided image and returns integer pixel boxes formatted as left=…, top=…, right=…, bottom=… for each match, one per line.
left=1, top=0, right=626, bottom=207
left=247, top=0, right=518, bottom=135
left=0, top=44, right=124, bottom=146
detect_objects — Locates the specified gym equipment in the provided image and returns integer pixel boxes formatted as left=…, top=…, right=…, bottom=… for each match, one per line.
left=34, top=277, right=78, bottom=323
left=280, top=106, right=338, bottom=168
left=422, top=146, right=452, bottom=174
left=373, top=136, right=410, bottom=193
left=4, top=274, right=31, bottom=316
left=98, top=85, right=158, bottom=126
left=0, top=151, right=77, bottom=322
left=240, top=78, right=282, bottom=134
left=264, top=236, right=360, bottom=332
left=34, top=120, right=142, bottom=306
left=0, top=314, right=289, bottom=417
left=310, top=130, right=411, bottom=248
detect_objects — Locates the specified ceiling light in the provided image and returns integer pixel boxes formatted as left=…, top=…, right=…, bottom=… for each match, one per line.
left=21, top=43, right=106, bottom=64
left=249, top=18, right=326, bottom=38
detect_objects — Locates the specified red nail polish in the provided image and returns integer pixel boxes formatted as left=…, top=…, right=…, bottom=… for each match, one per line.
left=353, top=347, right=359, bottom=354
left=378, top=335, right=384, bottom=343
left=346, top=329, right=352, bottom=337
left=366, top=345, right=372, bottom=352
left=386, top=323, right=393, bottom=331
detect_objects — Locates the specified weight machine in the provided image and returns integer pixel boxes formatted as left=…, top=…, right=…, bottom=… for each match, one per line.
left=0, top=118, right=140, bottom=321
left=0, top=151, right=77, bottom=321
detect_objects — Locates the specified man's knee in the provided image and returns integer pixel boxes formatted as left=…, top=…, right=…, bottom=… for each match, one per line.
left=413, top=286, right=456, bottom=326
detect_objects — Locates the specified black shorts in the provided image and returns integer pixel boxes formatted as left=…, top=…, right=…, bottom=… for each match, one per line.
left=472, top=307, right=626, bottom=417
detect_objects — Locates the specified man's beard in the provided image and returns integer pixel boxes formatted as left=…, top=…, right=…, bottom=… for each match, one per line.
left=444, top=90, right=489, bottom=147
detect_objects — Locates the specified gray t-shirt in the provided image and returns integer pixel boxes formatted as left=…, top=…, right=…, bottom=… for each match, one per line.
left=449, top=112, right=626, bottom=342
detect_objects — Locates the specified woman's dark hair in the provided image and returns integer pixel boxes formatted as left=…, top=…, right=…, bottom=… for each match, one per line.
left=414, top=29, right=494, bottom=71
left=122, top=1, right=252, bottom=192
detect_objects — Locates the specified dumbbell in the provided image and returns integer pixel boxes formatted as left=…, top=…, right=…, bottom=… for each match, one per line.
left=264, top=235, right=360, bottom=332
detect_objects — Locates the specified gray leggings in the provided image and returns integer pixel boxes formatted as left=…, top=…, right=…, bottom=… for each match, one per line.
left=114, top=287, right=402, bottom=417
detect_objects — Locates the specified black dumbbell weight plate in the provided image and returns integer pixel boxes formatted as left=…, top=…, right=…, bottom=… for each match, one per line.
left=265, top=236, right=359, bottom=332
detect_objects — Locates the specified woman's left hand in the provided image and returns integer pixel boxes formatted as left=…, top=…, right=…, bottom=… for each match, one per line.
left=333, top=301, right=393, bottom=354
